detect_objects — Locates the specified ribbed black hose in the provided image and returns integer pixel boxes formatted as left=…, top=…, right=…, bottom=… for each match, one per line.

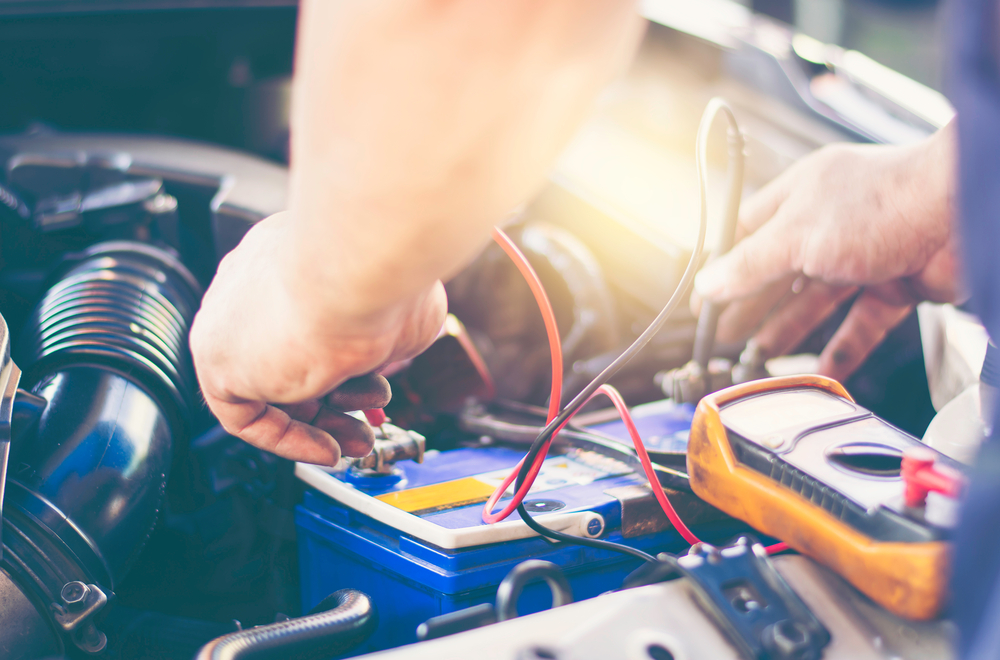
left=195, top=590, right=378, bottom=660
left=22, top=240, right=201, bottom=421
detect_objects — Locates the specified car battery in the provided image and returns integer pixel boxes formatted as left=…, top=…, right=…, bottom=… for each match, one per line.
left=294, top=401, right=741, bottom=655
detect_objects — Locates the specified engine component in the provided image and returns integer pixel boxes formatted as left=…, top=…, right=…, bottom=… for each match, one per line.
left=32, top=177, right=167, bottom=233
left=447, top=222, right=618, bottom=407
left=0, top=241, right=201, bottom=658
left=22, top=240, right=200, bottom=421
left=675, top=537, right=829, bottom=660
left=417, top=559, right=573, bottom=642
left=195, top=589, right=377, bottom=660
left=295, top=436, right=744, bottom=655
left=358, top=554, right=952, bottom=660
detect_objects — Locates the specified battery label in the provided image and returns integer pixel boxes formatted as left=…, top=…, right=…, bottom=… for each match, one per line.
left=374, top=452, right=630, bottom=517
left=474, top=453, right=628, bottom=494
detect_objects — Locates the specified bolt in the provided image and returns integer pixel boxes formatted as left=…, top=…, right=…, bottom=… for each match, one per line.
left=61, top=582, right=90, bottom=610
left=76, top=622, right=107, bottom=654
left=143, top=193, right=178, bottom=215
left=765, top=620, right=811, bottom=657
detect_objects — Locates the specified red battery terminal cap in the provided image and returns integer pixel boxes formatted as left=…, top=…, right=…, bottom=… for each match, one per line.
left=901, top=446, right=964, bottom=508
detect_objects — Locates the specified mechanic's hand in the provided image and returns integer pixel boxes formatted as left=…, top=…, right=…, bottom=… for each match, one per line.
left=190, top=212, right=447, bottom=465
left=694, top=124, right=962, bottom=381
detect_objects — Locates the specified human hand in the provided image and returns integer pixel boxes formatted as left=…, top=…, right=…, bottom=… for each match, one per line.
left=189, top=212, right=447, bottom=465
left=694, top=124, right=961, bottom=381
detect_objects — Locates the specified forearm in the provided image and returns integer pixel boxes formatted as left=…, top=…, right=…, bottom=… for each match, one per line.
left=284, top=0, right=644, bottom=329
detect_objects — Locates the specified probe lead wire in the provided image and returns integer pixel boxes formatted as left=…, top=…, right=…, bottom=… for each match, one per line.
left=510, top=97, right=726, bottom=503
left=489, top=98, right=790, bottom=559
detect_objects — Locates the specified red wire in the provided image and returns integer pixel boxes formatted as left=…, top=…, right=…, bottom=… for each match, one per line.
left=594, top=384, right=789, bottom=554
left=483, top=227, right=789, bottom=556
left=483, top=227, right=564, bottom=524
left=490, top=227, right=563, bottom=423
left=594, top=384, right=701, bottom=544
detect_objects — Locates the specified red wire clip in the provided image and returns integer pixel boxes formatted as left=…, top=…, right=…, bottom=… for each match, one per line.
left=901, top=446, right=964, bottom=508
left=363, top=408, right=387, bottom=428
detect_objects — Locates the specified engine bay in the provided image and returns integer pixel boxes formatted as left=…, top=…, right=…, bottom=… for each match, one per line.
left=0, top=3, right=958, bottom=659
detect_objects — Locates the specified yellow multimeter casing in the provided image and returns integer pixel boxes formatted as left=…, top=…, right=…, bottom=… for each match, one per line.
left=687, top=374, right=957, bottom=620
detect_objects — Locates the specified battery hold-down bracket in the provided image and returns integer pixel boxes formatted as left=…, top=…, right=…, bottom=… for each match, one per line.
left=677, top=537, right=830, bottom=660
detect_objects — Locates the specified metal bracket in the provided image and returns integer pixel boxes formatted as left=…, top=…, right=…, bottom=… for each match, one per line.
left=52, top=581, right=109, bottom=654
left=677, top=537, right=830, bottom=660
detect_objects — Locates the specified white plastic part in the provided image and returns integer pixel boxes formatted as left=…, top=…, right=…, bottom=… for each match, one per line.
left=923, top=383, right=989, bottom=465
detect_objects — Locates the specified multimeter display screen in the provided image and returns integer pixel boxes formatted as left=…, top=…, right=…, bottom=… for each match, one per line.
left=719, top=389, right=855, bottom=440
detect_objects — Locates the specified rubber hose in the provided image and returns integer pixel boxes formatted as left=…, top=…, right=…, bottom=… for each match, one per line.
left=495, top=560, right=573, bottom=622
left=195, top=590, right=377, bottom=660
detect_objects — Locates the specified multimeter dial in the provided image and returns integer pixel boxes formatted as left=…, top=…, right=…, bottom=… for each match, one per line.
left=718, top=387, right=960, bottom=542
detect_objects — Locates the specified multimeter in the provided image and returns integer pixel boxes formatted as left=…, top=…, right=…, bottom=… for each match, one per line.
left=687, top=374, right=963, bottom=620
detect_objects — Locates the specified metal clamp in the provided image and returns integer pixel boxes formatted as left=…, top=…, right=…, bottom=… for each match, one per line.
left=52, top=581, right=109, bottom=654
left=346, top=424, right=425, bottom=474
left=677, top=537, right=830, bottom=660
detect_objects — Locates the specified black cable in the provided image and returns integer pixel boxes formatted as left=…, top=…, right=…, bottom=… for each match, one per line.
left=516, top=502, right=657, bottom=562
left=514, top=99, right=740, bottom=560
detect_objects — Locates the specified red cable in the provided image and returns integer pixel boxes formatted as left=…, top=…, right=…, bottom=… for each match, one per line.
left=484, top=227, right=789, bottom=556
left=563, top=384, right=789, bottom=553
left=591, top=384, right=702, bottom=544
left=483, top=227, right=564, bottom=524
left=491, top=227, right=563, bottom=423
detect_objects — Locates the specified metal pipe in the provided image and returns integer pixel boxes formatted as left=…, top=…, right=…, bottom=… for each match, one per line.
left=195, top=589, right=378, bottom=660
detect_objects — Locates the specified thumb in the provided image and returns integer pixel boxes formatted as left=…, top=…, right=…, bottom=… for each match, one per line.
left=694, top=214, right=800, bottom=302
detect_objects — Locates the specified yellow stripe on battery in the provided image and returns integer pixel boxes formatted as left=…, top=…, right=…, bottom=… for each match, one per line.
left=375, top=477, right=498, bottom=516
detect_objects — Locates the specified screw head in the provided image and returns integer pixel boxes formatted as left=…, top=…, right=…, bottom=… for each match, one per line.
left=61, top=581, right=90, bottom=607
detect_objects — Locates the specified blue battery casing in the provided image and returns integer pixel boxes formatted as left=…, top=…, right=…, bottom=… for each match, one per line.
left=294, top=401, right=737, bottom=655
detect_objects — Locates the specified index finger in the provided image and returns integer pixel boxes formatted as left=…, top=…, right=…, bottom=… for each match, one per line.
left=205, top=392, right=343, bottom=466
left=325, top=373, right=392, bottom=412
